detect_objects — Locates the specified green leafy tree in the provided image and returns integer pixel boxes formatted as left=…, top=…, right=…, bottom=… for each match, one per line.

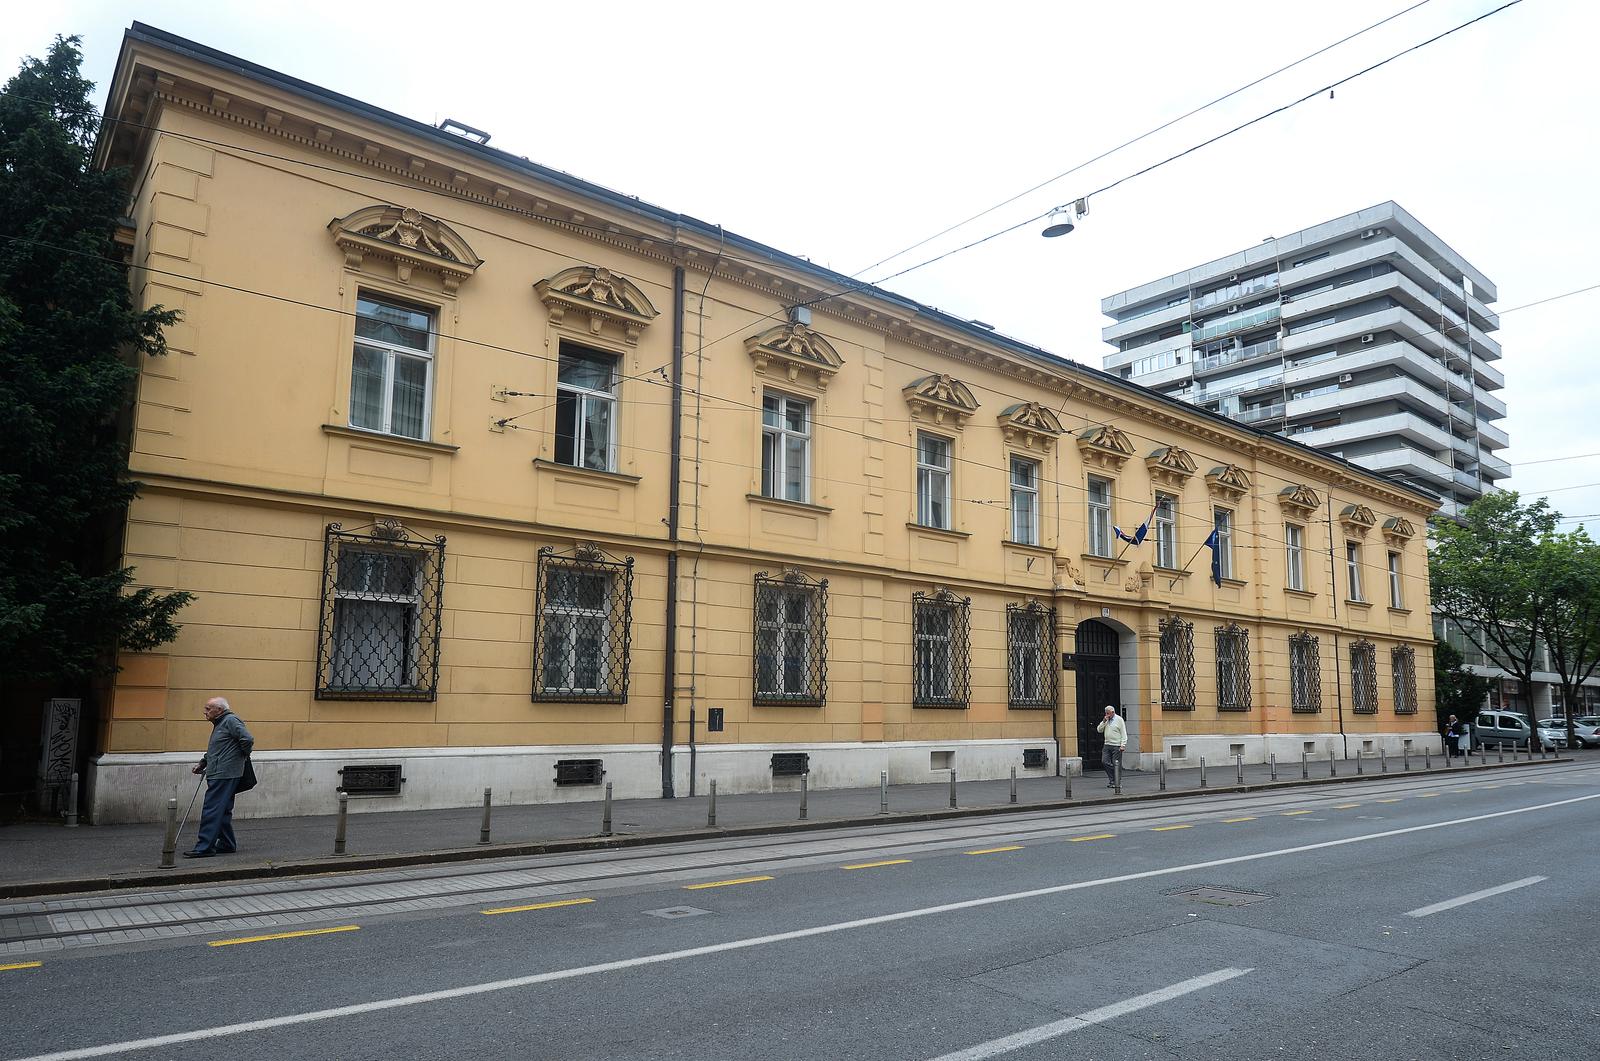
left=1536, top=529, right=1600, bottom=744
left=1430, top=491, right=1557, bottom=727
left=1, top=38, right=192, bottom=776
left=1433, top=638, right=1493, bottom=736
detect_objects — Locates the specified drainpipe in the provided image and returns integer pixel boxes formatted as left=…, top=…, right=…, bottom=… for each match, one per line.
left=1326, top=493, right=1347, bottom=756
left=661, top=265, right=686, bottom=798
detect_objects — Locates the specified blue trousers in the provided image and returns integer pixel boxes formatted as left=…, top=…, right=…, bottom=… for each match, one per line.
left=191, top=776, right=241, bottom=854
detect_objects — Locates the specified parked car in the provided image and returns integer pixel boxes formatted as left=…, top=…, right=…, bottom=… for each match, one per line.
left=1567, top=716, right=1600, bottom=748
left=1534, top=718, right=1570, bottom=749
left=1473, top=711, right=1557, bottom=751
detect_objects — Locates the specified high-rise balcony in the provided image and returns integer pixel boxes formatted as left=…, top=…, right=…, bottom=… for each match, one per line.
left=1193, top=336, right=1282, bottom=376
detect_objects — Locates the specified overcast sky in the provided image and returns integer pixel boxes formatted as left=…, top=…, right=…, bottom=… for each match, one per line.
left=6, top=0, right=1596, bottom=525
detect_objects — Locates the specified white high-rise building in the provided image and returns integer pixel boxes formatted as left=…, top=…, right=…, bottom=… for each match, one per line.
left=1100, top=202, right=1505, bottom=519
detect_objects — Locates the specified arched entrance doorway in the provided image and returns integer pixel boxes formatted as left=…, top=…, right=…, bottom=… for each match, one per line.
left=1075, top=619, right=1122, bottom=771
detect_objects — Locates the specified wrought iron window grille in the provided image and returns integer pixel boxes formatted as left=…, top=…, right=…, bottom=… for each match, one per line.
left=1215, top=623, right=1252, bottom=712
left=913, top=588, right=971, bottom=708
left=1392, top=644, right=1418, bottom=714
left=1159, top=615, right=1196, bottom=711
left=1006, top=600, right=1057, bottom=710
left=753, top=568, right=829, bottom=706
left=1289, top=631, right=1322, bottom=713
left=317, top=520, right=445, bottom=701
left=532, top=543, right=634, bottom=703
left=1351, top=639, right=1379, bottom=714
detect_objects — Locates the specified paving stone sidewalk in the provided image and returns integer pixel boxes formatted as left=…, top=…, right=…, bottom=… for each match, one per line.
left=0, top=747, right=1557, bottom=895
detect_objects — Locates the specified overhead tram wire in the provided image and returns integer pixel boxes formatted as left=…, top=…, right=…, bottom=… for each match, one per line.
left=848, top=0, right=1436, bottom=279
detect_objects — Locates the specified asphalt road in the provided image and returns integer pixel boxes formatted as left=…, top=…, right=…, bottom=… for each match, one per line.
left=4, top=761, right=1598, bottom=1060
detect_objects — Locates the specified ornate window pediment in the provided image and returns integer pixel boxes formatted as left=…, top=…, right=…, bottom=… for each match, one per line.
left=1076, top=424, right=1135, bottom=471
left=535, top=266, right=659, bottom=345
left=1339, top=503, right=1377, bottom=538
left=1278, top=484, right=1322, bottom=518
left=1381, top=516, right=1416, bottom=545
left=1205, top=464, right=1252, bottom=503
left=329, top=205, right=482, bottom=292
left=903, top=374, right=979, bottom=429
left=1145, top=446, right=1197, bottom=488
left=746, top=321, right=843, bottom=390
left=998, top=402, right=1064, bottom=451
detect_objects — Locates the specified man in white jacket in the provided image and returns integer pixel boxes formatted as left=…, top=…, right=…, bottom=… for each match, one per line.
left=1097, top=705, right=1127, bottom=789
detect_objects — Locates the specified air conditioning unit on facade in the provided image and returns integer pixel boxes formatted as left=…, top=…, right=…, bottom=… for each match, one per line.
left=1338, top=374, right=1353, bottom=383
left=1361, top=333, right=1375, bottom=343
left=1361, top=228, right=1382, bottom=239
left=1228, top=304, right=1239, bottom=313
left=1229, top=273, right=1240, bottom=282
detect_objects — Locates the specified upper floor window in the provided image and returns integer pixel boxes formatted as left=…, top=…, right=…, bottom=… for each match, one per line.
left=912, top=590, right=970, bottom=708
left=1009, top=457, right=1039, bottom=545
left=1350, top=639, right=1378, bottom=713
left=1154, top=494, right=1178, bottom=569
left=351, top=294, right=434, bottom=440
left=761, top=393, right=811, bottom=503
left=555, top=344, right=617, bottom=471
left=753, top=570, right=828, bottom=705
left=1213, top=508, right=1235, bottom=580
left=1388, top=551, right=1404, bottom=608
left=1345, top=542, right=1364, bottom=601
left=916, top=433, right=952, bottom=530
left=1087, top=476, right=1113, bottom=557
left=1285, top=523, right=1306, bottom=591
left=317, top=521, right=444, bottom=701
left=1159, top=615, right=1195, bottom=711
left=532, top=545, right=634, bottom=703
left=1290, top=631, right=1321, bottom=713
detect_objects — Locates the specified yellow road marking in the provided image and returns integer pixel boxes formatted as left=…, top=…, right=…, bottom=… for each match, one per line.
left=1151, top=825, right=1192, bottom=832
left=1281, top=810, right=1313, bottom=816
left=1417, top=793, right=1438, bottom=798
left=208, top=925, right=359, bottom=948
left=966, top=845, right=1024, bottom=855
left=683, top=876, right=773, bottom=890
left=0, top=961, right=42, bottom=972
left=1069, top=833, right=1116, bottom=842
left=1375, top=799, right=1402, bottom=804
left=843, top=859, right=911, bottom=870
left=1221, top=816, right=1256, bottom=823
left=1333, top=803, right=1361, bottom=809
left=482, top=898, right=595, bottom=915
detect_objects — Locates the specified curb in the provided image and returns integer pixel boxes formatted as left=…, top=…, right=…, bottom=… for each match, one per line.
left=1, top=756, right=1568, bottom=900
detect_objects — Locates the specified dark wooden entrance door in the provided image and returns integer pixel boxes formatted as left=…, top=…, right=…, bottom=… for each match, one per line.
left=1075, top=620, right=1122, bottom=771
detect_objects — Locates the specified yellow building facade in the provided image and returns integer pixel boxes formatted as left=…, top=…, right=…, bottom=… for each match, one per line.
left=87, top=25, right=1440, bottom=822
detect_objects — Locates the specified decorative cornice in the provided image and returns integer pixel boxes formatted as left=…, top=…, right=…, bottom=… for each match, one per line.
left=534, top=266, right=659, bottom=345
left=328, top=205, right=481, bottom=292
left=1076, top=424, right=1135, bottom=471
left=1381, top=516, right=1417, bottom=545
left=998, top=402, right=1064, bottom=452
left=1204, top=464, right=1252, bottom=504
left=1145, top=446, right=1198, bottom=488
left=745, top=321, right=843, bottom=390
left=1339, top=503, right=1377, bottom=538
left=903, top=374, right=980, bottom=429
left=1278, top=484, right=1323, bottom=518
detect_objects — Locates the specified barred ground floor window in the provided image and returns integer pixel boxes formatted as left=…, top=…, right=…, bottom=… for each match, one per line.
left=317, top=521, right=445, bottom=701
left=1392, top=644, right=1418, bottom=714
left=754, top=569, right=828, bottom=705
left=1006, top=601, right=1055, bottom=709
left=1215, top=623, right=1251, bottom=711
left=1290, top=631, right=1321, bottom=713
left=913, top=589, right=971, bottom=708
left=1350, top=639, right=1379, bottom=714
left=1159, top=615, right=1195, bottom=710
left=532, top=544, right=633, bottom=703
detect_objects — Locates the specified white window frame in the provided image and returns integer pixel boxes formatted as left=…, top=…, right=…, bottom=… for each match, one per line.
left=755, top=585, right=816, bottom=700
left=1009, top=456, right=1040, bottom=545
left=1346, top=541, right=1364, bottom=602
left=914, top=604, right=955, bottom=703
left=555, top=344, right=619, bottom=472
left=1154, top=493, right=1178, bottom=569
left=540, top=568, right=613, bottom=696
left=1388, top=550, right=1404, bottom=609
left=1087, top=476, right=1113, bottom=557
left=916, top=433, right=952, bottom=530
left=1285, top=523, right=1305, bottom=591
left=350, top=293, right=435, bottom=441
left=1213, top=508, right=1234, bottom=580
left=761, top=392, right=812, bottom=504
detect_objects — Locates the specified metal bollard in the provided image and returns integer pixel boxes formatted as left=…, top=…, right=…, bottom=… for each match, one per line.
left=1064, top=768, right=1073, bottom=801
left=334, top=792, right=349, bottom=855
left=949, top=768, right=957, bottom=809
left=799, top=774, right=808, bottom=820
left=1403, top=746, right=1410, bottom=772
left=1236, top=754, right=1244, bottom=786
left=1159, top=759, right=1167, bottom=791
left=1356, top=751, right=1364, bottom=775
left=65, top=772, right=80, bottom=828
left=708, top=779, right=717, bottom=828
left=159, top=796, right=178, bottom=868
left=1380, top=749, right=1388, bottom=774
left=1329, top=745, right=1338, bottom=777
left=1200, top=756, right=1208, bottom=788
left=1270, top=753, right=1278, bottom=782
left=602, top=782, right=613, bottom=837
left=1524, top=739, right=1531, bottom=762
left=1497, top=742, right=1504, bottom=764
left=1114, top=760, right=1122, bottom=795
left=879, top=771, right=889, bottom=814
left=1009, top=765, right=1018, bottom=805
left=478, top=787, right=492, bottom=845
left=1479, top=745, right=1487, bottom=766
left=1424, top=746, right=1431, bottom=770
left=1301, top=750, right=1309, bottom=780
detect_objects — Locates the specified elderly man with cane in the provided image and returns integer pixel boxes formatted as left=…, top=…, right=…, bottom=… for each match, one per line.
left=184, top=696, right=254, bottom=858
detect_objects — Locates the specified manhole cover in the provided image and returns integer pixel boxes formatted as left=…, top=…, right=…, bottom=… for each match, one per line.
left=1167, top=886, right=1274, bottom=907
left=645, top=906, right=710, bottom=919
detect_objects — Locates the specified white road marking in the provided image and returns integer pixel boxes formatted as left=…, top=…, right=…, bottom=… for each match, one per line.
left=924, top=967, right=1252, bottom=1061
left=12, top=791, right=1598, bottom=1061
left=1404, top=876, right=1548, bottom=918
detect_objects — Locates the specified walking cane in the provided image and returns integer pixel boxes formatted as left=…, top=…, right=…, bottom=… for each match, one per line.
left=175, top=774, right=204, bottom=851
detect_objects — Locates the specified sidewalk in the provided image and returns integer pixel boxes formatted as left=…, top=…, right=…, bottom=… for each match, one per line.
left=0, top=749, right=1569, bottom=897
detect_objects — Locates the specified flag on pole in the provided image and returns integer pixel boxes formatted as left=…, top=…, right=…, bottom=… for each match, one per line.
left=1203, top=529, right=1222, bottom=587
left=1114, top=501, right=1160, bottom=548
